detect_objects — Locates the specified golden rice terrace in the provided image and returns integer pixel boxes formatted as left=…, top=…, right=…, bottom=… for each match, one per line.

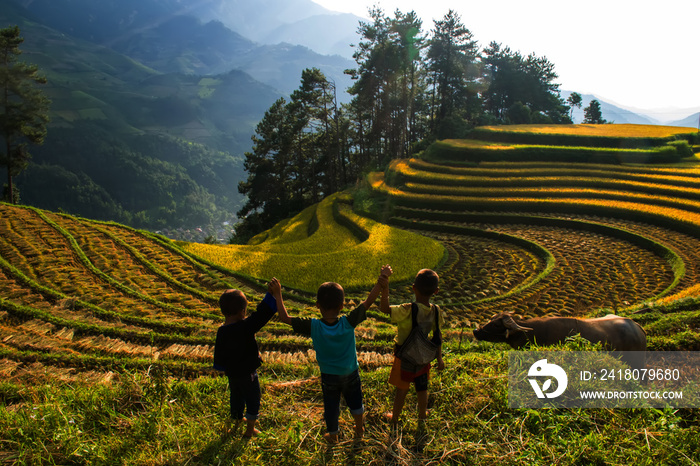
left=1, top=124, right=700, bottom=383
left=370, top=124, right=700, bottom=344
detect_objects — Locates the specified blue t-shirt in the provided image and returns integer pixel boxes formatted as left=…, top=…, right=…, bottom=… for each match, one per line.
left=311, top=316, right=358, bottom=375
left=291, top=303, right=367, bottom=376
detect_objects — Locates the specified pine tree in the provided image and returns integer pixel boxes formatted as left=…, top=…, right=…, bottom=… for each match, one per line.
left=426, top=10, right=480, bottom=132
left=347, top=7, right=425, bottom=161
left=0, top=26, right=50, bottom=203
left=583, top=99, right=607, bottom=124
left=482, top=42, right=567, bottom=123
left=237, top=97, right=291, bottom=231
left=235, top=69, right=343, bottom=242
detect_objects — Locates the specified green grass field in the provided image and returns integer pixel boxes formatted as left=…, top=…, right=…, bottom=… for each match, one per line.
left=183, top=193, right=446, bottom=292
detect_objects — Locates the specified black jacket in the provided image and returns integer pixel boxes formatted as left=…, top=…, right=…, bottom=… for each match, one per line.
left=213, top=293, right=276, bottom=377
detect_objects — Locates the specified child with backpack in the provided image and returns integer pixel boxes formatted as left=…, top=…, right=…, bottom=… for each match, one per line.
left=380, top=268, right=445, bottom=430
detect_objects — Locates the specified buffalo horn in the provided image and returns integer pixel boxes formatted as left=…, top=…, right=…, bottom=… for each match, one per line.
left=502, top=314, right=533, bottom=332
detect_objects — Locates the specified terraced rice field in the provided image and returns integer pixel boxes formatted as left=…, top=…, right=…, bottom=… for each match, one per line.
left=0, top=201, right=409, bottom=384
left=184, top=192, right=445, bottom=292
left=476, top=123, right=699, bottom=138
left=2, top=124, right=699, bottom=388
left=373, top=153, right=700, bottom=327
left=363, top=125, right=700, bottom=347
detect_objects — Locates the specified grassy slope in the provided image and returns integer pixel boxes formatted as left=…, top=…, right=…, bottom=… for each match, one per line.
left=2, top=340, right=699, bottom=465
left=183, top=193, right=446, bottom=292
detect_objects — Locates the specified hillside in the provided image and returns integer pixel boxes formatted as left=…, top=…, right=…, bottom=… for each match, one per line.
left=1, top=0, right=355, bottom=231
left=2, top=124, right=700, bottom=462
left=0, top=2, right=283, bottom=230
left=672, top=112, right=700, bottom=128
left=183, top=192, right=445, bottom=293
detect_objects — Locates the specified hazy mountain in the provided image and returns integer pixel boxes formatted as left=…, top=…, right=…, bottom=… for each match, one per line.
left=7, top=0, right=355, bottom=97
left=107, top=16, right=255, bottom=75
left=175, top=0, right=365, bottom=59
left=561, top=91, right=699, bottom=127
left=99, top=13, right=355, bottom=96
left=186, top=0, right=366, bottom=64
left=230, top=42, right=354, bottom=100
left=633, top=107, right=700, bottom=127
left=1, top=1, right=283, bottom=230
left=670, top=113, right=700, bottom=129
left=562, top=91, right=658, bottom=125
left=263, top=13, right=362, bottom=59
left=184, top=0, right=331, bottom=42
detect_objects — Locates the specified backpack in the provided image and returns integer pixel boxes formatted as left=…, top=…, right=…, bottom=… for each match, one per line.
left=395, top=302, right=442, bottom=370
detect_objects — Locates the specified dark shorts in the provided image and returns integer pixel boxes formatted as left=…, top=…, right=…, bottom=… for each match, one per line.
left=321, top=369, right=364, bottom=434
left=227, top=371, right=261, bottom=420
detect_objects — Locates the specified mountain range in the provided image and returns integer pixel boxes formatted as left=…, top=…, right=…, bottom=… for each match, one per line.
left=1, top=0, right=360, bottom=232
left=1, top=0, right=698, bottom=234
left=561, top=91, right=700, bottom=127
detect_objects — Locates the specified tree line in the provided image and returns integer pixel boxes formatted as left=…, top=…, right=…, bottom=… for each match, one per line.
left=0, top=18, right=606, bottom=238
left=0, top=25, right=50, bottom=203
left=234, top=8, right=606, bottom=242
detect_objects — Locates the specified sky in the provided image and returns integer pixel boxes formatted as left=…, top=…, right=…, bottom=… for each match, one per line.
left=311, top=0, right=699, bottom=120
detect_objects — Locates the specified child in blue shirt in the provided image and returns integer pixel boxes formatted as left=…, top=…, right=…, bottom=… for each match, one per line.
left=277, top=266, right=392, bottom=443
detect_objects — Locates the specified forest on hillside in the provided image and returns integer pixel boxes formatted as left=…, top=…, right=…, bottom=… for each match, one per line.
left=234, top=8, right=604, bottom=241
left=3, top=4, right=609, bottom=236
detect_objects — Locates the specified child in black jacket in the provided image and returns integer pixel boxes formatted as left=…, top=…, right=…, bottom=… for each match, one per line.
left=213, top=279, right=282, bottom=437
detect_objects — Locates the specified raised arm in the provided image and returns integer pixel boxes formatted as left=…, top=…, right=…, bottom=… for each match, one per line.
left=378, top=265, right=392, bottom=314
left=361, top=279, right=383, bottom=310
left=345, top=265, right=393, bottom=327
left=269, top=277, right=291, bottom=325
left=362, top=264, right=392, bottom=308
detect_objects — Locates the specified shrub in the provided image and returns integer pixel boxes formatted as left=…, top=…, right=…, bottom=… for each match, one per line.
left=666, top=140, right=693, bottom=158
left=424, top=139, right=682, bottom=164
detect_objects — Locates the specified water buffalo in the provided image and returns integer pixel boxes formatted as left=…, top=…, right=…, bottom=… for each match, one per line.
left=473, top=312, right=646, bottom=369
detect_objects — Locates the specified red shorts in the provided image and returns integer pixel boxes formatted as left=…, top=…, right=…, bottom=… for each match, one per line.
left=388, top=356, right=430, bottom=391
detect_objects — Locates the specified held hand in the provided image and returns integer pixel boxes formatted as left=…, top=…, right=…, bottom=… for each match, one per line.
left=380, top=264, right=393, bottom=278
left=377, top=275, right=389, bottom=290
left=268, top=277, right=282, bottom=296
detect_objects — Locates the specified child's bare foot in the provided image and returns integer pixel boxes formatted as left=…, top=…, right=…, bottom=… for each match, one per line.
left=352, top=413, right=364, bottom=440
left=243, top=427, right=260, bottom=438
left=354, top=424, right=365, bottom=439
left=323, top=432, right=339, bottom=444
left=384, top=411, right=398, bottom=427
left=243, top=419, right=259, bottom=438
